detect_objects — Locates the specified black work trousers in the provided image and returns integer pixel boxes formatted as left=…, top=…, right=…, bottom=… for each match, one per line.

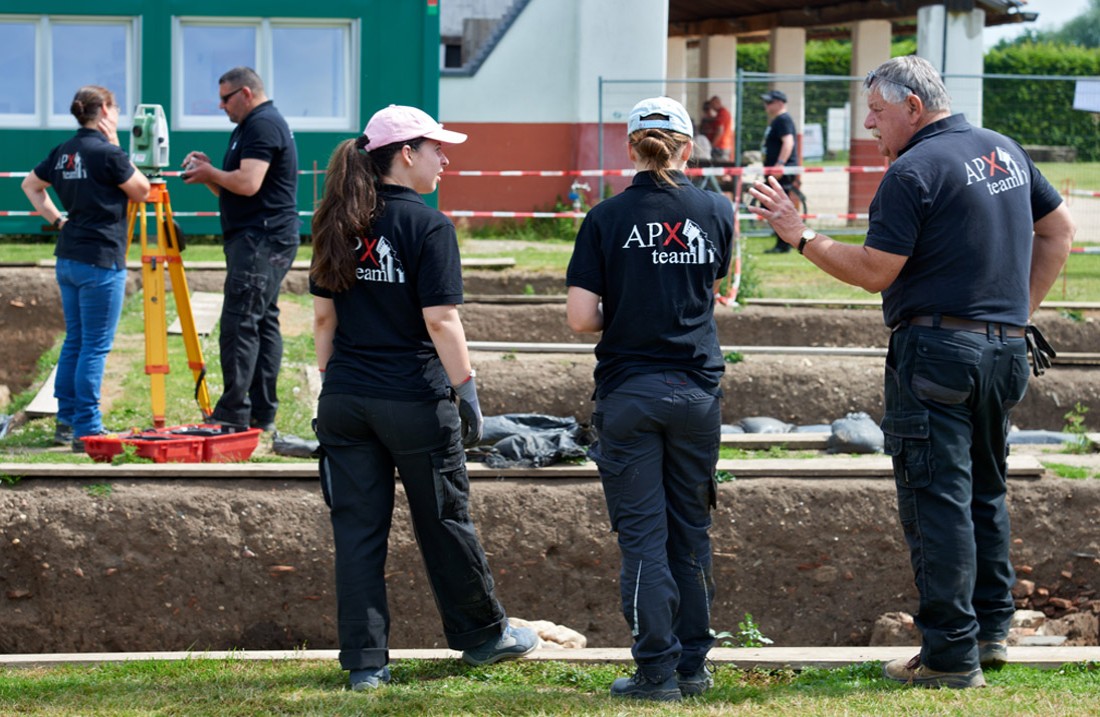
left=316, top=391, right=506, bottom=671
left=211, top=230, right=298, bottom=427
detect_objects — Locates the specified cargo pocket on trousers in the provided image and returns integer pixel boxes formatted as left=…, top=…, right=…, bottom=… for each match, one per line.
left=317, top=449, right=333, bottom=509
left=224, top=271, right=268, bottom=317
left=881, top=410, right=933, bottom=492
left=432, top=447, right=471, bottom=521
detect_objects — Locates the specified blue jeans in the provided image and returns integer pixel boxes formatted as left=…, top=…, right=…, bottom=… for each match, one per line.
left=589, top=371, right=719, bottom=682
left=211, top=230, right=298, bottom=426
left=315, top=392, right=506, bottom=671
left=882, top=324, right=1029, bottom=672
left=55, top=257, right=127, bottom=439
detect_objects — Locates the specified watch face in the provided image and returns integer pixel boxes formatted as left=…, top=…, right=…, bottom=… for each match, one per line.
left=801, top=229, right=816, bottom=240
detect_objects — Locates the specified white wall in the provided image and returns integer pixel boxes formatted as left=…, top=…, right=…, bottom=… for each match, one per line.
left=441, top=0, right=668, bottom=123
left=440, top=0, right=515, bottom=36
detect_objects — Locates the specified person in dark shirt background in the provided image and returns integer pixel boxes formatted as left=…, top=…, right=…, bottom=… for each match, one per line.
left=182, top=67, right=299, bottom=433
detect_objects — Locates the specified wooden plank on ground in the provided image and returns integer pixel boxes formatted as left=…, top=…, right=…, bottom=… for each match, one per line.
left=721, top=433, right=829, bottom=449
left=467, top=341, right=887, bottom=357
left=2, top=645, right=1098, bottom=670
left=0, top=454, right=1044, bottom=481
left=36, top=257, right=515, bottom=271
left=167, top=291, right=222, bottom=335
left=464, top=294, right=567, bottom=304
left=23, top=365, right=58, bottom=416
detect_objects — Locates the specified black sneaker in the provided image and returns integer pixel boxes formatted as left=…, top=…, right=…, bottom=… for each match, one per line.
left=677, top=663, right=714, bottom=697
left=54, top=422, right=74, bottom=446
left=462, top=624, right=538, bottom=666
left=250, top=418, right=277, bottom=433
left=609, top=671, right=682, bottom=702
left=764, top=243, right=791, bottom=254
left=72, top=430, right=114, bottom=454
left=349, top=665, right=390, bottom=691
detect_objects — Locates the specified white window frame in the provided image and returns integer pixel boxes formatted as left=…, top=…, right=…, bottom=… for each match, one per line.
left=172, top=16, right=358, bottom=132
left=0, top=14, right=140, bottom=130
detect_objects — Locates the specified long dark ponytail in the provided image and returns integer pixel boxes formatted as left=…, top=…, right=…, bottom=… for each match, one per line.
left=310, top=136, right=424, bottom=292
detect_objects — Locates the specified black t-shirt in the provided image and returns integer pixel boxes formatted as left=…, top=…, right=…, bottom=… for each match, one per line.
left=33, top=128, right=136, bottom=269
left=566, top=171, right=733, bottom=398
left=762, top=112, right=798, bottom=168
left=865, top=114, right=1064, bottom=328
left=310, top=185, right=464, bottom=401
left=220, top=101, right=299, bottom=238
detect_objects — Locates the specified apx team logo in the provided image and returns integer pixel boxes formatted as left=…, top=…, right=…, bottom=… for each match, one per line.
left=54, top=152, right=87, bottom=180
left=622, top=218, right=718, bottom=265
left=354, top=234, right=405, bottom=283
left=964, top=146, right=1029, bottom=196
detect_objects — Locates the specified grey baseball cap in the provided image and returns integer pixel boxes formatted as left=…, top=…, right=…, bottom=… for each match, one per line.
left=627, top=96, right=693, bottom=137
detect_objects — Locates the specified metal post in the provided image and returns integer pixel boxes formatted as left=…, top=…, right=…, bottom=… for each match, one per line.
left=598, top=76, right=604, bottom=201
left=734, top=67, right=745, bottom=168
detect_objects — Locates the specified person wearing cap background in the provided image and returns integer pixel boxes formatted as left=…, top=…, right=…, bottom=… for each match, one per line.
left=309, top=105, right=538, bottom=691
left=760, top=89, right=801, bottom=254
left=181, top=67, right=299, bottom=433
left=567, top=96, right=733, bottom=702
left=750, top=55, right=1074, bottom=689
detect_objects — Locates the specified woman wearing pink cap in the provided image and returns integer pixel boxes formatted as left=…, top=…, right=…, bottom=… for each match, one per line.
left=310, top=105, right=537, bottom=691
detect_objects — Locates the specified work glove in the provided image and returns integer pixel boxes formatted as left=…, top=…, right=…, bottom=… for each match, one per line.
left=453, top=374, right=484, bottom=447
left=1025, top=324, right=1056, bottom=377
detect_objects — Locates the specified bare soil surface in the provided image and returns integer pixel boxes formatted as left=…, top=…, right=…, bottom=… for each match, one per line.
left=2, top=267, right=1098, bottom=654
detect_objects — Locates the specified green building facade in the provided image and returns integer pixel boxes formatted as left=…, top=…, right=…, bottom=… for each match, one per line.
left=0, top=0, right=441, bottom=236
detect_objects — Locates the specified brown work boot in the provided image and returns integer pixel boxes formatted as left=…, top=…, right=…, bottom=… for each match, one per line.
left=882, top=654, right=986, bottom=689
left=978, top=640, right=1008, bottom=667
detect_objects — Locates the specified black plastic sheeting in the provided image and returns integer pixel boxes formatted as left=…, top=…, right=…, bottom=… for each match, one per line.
left=469, top=413, right=596, bottom=469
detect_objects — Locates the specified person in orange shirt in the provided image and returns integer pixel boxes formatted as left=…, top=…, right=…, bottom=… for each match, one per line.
left=708, top=95, right=733, bottom=160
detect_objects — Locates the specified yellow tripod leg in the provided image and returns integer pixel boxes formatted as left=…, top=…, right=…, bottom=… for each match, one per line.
left=160, top=190, right=213, bottom=419
left=142, top=186, right=170, bottom=427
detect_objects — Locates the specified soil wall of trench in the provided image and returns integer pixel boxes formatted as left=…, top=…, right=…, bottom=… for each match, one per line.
left=1, top=268, right=1099, bottom=654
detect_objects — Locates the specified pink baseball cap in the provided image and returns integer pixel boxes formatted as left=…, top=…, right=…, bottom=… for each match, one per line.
left=363, top=105, right=467, bottom=151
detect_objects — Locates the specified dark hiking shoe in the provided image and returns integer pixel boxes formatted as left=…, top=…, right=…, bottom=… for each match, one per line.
left=72, top=430, right=115, bottom=454
left=54, top=422, right=74, bottom=446
left=979, top=640, right=1008, bottom=667
left=610, top=671, right=682, bottom=701
left=883, top=654, right=985, bottom=689
left=462, top=624, right=538, bottom=666
left=349, top=666, right=390, bottom=691
left=677, top=663, right=714, bottom=697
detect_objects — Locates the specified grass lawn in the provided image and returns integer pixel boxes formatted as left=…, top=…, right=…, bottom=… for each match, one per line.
left=1, top=658, right=1099, bottom=716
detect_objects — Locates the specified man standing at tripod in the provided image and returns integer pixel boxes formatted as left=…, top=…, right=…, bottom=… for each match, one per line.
left=182, top=67, right=299, bottom=432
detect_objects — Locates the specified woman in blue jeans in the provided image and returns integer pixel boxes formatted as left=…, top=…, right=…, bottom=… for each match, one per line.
left=22, top=86, right=150, bottom=450
left=567, top=97, right=733, bottom=702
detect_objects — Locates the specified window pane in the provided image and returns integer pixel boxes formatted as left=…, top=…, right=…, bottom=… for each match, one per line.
left=272, top=26, right=346, bottom=118
left=182, top=25, right=256, bottom=116
left=52, top=24, right=128, bottom=117
left=0, top=22, right=36, bottom=115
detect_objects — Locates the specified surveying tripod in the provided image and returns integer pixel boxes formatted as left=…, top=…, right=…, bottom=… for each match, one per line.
left=124, top=179, right=213, bottom=427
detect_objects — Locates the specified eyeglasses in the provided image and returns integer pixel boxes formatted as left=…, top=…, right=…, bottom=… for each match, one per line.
left=220, top=87, right=244, bottom=104
left=865, top=70, right=915, bottom=97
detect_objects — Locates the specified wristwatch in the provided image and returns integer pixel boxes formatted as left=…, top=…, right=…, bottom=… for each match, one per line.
left=797, top=228, right=817, bottom=255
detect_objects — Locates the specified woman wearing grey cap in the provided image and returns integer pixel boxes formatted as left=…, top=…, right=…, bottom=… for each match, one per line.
left=566, top=96, right=734, bottom=702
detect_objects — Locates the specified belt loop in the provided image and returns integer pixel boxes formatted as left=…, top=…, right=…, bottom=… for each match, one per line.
left=932, top=313, right=941, bottom=329
left=987, top=322, right=995, bottom=341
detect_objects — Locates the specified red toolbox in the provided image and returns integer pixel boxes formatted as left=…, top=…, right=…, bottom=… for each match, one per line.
left=82, top=432, right=205, bottom=464
left=165, top=424, right=263, bottom=463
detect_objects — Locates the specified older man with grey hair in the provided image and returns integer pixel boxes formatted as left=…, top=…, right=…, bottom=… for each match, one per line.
left=749, top=55, right=1075, bottom=688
